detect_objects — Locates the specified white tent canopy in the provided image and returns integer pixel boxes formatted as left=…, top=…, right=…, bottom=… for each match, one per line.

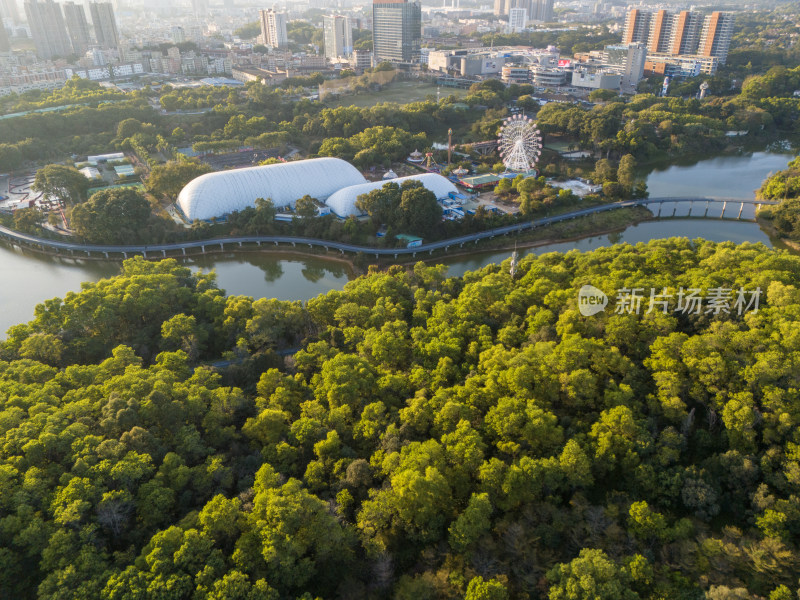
left=325, top=173, right=458, bottom=218
left=177, top=157, right=367, bottom=221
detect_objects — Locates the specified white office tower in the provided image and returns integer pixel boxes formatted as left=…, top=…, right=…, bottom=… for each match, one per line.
left=507, top=8, right=526, bottom=33
left=324, top=15, right=352, bottom=59
left=605, top=42, right=646, bottom=91
left=171, top=25, right=185, bottom=44
left=259, top=8, right=287, bottom=49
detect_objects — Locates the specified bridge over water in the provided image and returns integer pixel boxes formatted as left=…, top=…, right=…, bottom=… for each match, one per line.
left=0, top=197, right=777, bottom=261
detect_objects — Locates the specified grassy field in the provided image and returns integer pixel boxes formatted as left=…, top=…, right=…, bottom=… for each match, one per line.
left=324, top=81, right=469, bottom=108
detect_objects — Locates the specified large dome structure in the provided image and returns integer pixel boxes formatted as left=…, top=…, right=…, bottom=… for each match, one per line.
left=325, top=173, right=458, bottom=218
left=177, top=157, right=367, bottom=221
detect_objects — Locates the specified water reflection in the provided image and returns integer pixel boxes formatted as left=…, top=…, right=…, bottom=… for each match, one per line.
left=440, top=219, right=774, bottom=278
left=259, top=260, right=284, bottom=283
left=644, top=152, right=793, bottom=200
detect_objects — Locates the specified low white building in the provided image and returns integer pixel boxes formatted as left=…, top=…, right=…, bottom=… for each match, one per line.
left=571, top=68, right=622, bottom=90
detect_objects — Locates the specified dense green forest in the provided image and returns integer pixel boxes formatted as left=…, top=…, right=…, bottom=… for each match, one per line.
left=1, top=239, right=800, bottom=599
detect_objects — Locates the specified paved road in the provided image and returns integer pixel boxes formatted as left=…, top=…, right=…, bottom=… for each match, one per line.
left=0, top=197, right=777, bottom=259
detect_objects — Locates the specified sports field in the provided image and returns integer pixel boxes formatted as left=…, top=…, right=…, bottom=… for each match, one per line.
left=325, top=81, right=469, bottom=107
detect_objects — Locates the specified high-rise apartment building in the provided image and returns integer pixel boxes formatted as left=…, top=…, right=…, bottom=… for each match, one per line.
left=323, top=15, right=352, bottom=59
left=24, top=0, right=72, bottom=59
left=698, top=11, right=735, bottom=64
left=497, top=0, right=551, bottom=22
left=507, top=7, right=526, bottom=33
left=0, top=0, right=19, bottom=23
left=259, top=9, right=287, bottom=49
left=90, top=2, right=119, bottom=50
left=623, top=8, right=735, bottom=66
left=63, top=1, right=92, bottom=55
left=529, top=0, right=552, bottom=22
left=191, top=0, right=209, bottom=18
left=372, top=0, right=421, bottom=64
left=0, top=18, right=9, bottom=51
left=622, top=9, right=650, bottom=44
left=669, top=10, right=703, bottom=56
left=647, top=9, right=672, bottom=54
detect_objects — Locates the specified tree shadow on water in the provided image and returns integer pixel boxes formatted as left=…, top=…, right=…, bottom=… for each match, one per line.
left=259, top=261, right=284, bottom=282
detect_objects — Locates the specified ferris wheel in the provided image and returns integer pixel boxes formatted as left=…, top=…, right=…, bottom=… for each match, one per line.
left=497, top=115, right=543, bottom=173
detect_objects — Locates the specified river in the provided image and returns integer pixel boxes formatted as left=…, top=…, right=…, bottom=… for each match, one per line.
left=0, top=151, right=793, bottom=336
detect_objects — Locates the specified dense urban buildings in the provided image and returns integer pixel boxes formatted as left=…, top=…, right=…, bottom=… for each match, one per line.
left=372, top=0, right=421, bottom=64
left=323, top=15, right=353, bottom=60
left=63, top=1, right=92, bottom=55
left=90, top=2, right=119, bottom=50
left=495, top=0, right=552, bottom=21
left=259, top=8, right=287, bottom=49
left=24, top=0, right=72, bottom=59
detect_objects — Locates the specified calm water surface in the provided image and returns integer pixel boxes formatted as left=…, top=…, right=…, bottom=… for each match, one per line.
left=0, top=151, right=793, bottom=336
left=644, top=151, right=792, bottom=199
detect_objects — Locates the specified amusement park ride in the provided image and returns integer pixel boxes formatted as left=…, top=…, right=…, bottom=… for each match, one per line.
left=498, top=115, right=543, bottom=173
left=408, top=116, right=544, bottom=178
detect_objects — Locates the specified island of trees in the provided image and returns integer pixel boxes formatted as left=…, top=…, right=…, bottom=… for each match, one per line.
left=1, top=238, right=799, bottom=599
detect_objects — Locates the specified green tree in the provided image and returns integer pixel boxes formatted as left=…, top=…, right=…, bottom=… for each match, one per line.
left=617, top=154, right=637, bottom=193
left=356, top=182, right=402, bottom=226
left=12, top=207, right=42, bottom=233
left=398, top=183, right=442, bottom=237
left=547, top=549, right=643, bottom=600
left=448, top=492, right=492, bottom=552
left=70, top=187, right=151, bottom=244
left=32, top=164, right=89, bottom=205
left=146, top=159, right=213, bottom=199
left=295, top=195, right=319, bottom=219
left=465, top=576, right=510, bottom=600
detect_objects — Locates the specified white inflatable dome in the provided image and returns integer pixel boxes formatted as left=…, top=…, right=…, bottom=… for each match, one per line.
left=325, top=173, right=458, bottom=218
left=177, top=157, right=367, bottom=221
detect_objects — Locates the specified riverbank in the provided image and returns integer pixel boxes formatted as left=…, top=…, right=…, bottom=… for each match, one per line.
left=0, top=203, right=654, bottom=277
left=395, top=205, right=654, bottom=268
left=755, top=215, right=800, bottom=252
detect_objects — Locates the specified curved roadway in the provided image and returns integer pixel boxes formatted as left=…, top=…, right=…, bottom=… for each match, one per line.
left=0, top=197, right=777, bottom=259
